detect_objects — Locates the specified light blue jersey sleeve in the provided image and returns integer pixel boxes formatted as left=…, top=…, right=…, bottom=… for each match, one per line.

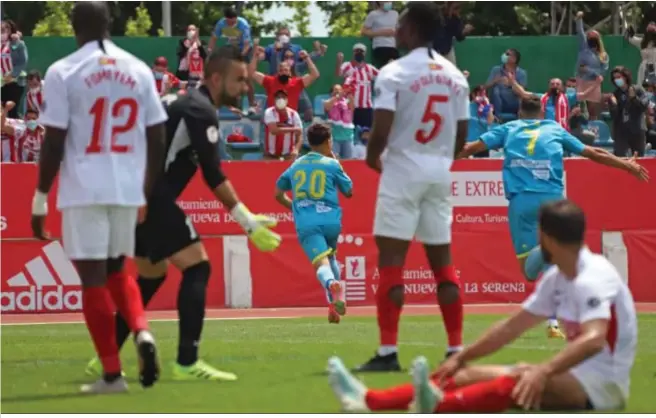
left=236, top=18, right=252, bottom=44
left=213, top=19, right=226, bottom=37
left=276, top=167, right=293, bottom=192
left=480, top=123, right=509, bottom=150
left=332, top=162, right=353, bottom=196
left=557, top=128, right=586, bottom=155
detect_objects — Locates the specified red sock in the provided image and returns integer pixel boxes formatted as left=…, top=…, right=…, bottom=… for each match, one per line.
left=366, top=384, right=413, bottom=411
left=82, top=286, right=121, bottom=374
left=376, top=266, right=403, bottom=346
left=435, top=375, right=517, bottom=413
left=107, top=271, right=148, bottom=332
left=436, top=265, right=463, bottom=348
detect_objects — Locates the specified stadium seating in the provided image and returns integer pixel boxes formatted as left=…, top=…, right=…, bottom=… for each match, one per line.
left=242, top=152, right=264, bottom=161
left=218, top=106, right=241, bottom=121
left=587, top=120, right=613, bottom=146
left=313, top=94, right=330, bottom=118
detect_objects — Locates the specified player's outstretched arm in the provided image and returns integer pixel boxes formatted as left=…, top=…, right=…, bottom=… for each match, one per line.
left=580, top=147, right=650, bottom=181
left=458, top=124, right=507, bottom=159
left=274, top=189, right=293, bottom=210
left=457, top=140, right=487, bottom=159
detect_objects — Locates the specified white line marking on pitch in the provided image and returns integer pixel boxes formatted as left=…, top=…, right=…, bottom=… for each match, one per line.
left=0, top=316, right=298, bottom=327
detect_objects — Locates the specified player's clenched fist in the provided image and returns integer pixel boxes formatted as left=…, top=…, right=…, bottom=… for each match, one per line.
left=230, top=202, right=281, bottom=252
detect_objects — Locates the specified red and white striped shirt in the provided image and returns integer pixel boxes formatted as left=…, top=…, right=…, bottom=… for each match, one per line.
left=155, top=71, right=180, bottom=96
left=13, top=122, right=45, bottom=162
left=339, top=61, right=379, bottom=109
left=541, top=92, right=569, bottom=131
left=26, top=85, right=44, bottom=113
left=1, top=41, right=12, bottom=76
left=263, top=106, right=303, bottom=156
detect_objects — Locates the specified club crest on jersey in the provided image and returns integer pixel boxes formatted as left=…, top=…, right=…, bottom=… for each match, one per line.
left=206, top=126, right=219, bottom=144
left=429, top=63, right=442, bottom=71
left=98, top=57, right=116, bottom=66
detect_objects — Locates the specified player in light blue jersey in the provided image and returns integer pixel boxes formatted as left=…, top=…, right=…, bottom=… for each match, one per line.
left=460, top=97, right=648, bottom=337
left=275, top=123, right=354, bottom=324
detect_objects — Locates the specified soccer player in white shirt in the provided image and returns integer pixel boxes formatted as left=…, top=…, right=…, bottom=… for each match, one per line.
left=328, top=199, right=637, bottom=413
left=355, top=2, right=470, bottom=372
left=30, top=2, right=168, bottom=394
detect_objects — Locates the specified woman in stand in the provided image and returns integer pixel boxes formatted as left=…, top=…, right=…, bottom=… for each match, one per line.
left=574, top=11, right=609, bottom=121
left=176, top=24, right=207, bottom=89
left=626, top=22, right=656, bottom=86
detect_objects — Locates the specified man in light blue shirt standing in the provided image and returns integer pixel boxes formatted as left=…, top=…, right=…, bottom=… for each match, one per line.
left=485, top=48, right=527, bottom=118
left=209, top=7, right=256, bottom=112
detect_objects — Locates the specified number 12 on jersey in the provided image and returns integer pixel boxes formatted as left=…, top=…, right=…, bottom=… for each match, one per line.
left=415, top=94, right=449, bottom=144
left=86, top=97, right=139, bottom=154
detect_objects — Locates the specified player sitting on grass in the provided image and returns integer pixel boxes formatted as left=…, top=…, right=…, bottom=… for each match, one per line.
left=328, top=199, right=637, bottom=413
left=459, top=96, right=649, bottom=339
left=274, top=123, right=353, bottom=323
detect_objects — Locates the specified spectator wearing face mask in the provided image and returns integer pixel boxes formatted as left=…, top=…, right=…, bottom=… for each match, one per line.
left=153, top=57, right=182, bottom=97
left=626, top=22, right=656, bottom=86
left=25, top=70, right=44, bottom=113
left=433, top=2, right=474, bottom=66
left=176, top=24, right=207, bottom=89
left=335, top=43, right=379, bottom=134
left=564, top=78, right=596, bottom=145
left=485, top=48, right=526, bottom=117
left=1, top=20, right=28, bottom=119
left=250, top=41, right=320, bottom=112
left=324, top=83, right=355, bottom=159
left=263, top=90, right=304, bottom=161
left=1, top=103, right=43, bottom=162
left=361, top=2, right=399, bottom=69
left=575, top=11, right=609, bottom=121
left=607, top=66, right=649, bottom=157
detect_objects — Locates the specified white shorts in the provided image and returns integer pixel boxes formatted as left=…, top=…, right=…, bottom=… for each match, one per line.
left=62, top=205, right=138, bottom=260
left=570, top=365, right=628, bottom=411
left=373, top=172, right=453, bottom=245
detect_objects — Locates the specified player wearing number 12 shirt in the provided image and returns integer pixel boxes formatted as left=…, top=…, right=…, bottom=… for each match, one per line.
left=354, top=2, right=470, bottom=373
left=82, top=46, right=282, bottom=383
left=30, top=2, right=167, bottom=394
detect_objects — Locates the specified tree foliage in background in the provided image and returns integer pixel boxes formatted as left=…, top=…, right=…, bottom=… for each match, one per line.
left=290, top=1, right=311, bottom=36
left=124, top=3, right=153, bottom=37
left=31, top=1, right=73, bottom=37
left=318, top=1, right=370, bottom=37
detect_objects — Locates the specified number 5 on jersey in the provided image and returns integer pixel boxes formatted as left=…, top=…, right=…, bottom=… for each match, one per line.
left=415, top=94, right=449, bottom=144
left=86, top=97, right=138, bottom=154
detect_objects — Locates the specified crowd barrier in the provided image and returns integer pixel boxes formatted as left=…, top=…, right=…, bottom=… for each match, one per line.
left=2, top=159, right=656, bottom=313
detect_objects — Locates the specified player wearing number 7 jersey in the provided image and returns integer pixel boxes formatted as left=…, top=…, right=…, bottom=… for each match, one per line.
left=31, top=2, right=167, bottom=394
left=458, top=96, right=649, bottom=339
left=84, top=45, right=281, bottom=383
left=355, top=2, right=470, bottom=373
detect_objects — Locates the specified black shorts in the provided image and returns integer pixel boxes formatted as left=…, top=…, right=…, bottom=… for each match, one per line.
left=135, top=193, right=200, bottom=264
left=353, top=108, right=373, bottom=130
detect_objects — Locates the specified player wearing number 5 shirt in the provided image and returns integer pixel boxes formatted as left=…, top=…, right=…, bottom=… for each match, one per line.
left=354, top=2, right=470, bottom=373
left=30, top=2, right=167, bottom=394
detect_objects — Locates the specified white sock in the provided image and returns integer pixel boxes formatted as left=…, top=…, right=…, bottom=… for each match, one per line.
left=547, top=318, right=559, bottom=327
left=447, top=345, right=463, bottom=354
left=377, top=345, right=397, bottom=356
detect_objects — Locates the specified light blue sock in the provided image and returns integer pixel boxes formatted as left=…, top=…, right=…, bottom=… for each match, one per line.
left=524, top=247, right=546, bottom=281
left=317, top=264, right=336, bottom=303
left=328, top=256, right=341, bottom=281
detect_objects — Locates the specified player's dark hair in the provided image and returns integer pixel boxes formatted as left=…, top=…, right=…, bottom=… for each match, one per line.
left=508, top=48, right=521, bottom=64
left=307, top=123, right=332, bottom=146
left=27, top=70, right=41, bottom=81
left=611, top=65, right=633, bottom=86
left=404, top=2, right=441, bottom=44
left=72, top=1, right=110, bottom=52
left=204, top=45, right=244, bottom=79
left=520, top=96, right=542, bottom=117
left=539, top=200, right=586, bottom=245
left=224, top=8, right=238, bottom=19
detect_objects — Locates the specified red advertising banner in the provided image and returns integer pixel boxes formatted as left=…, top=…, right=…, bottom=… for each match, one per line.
left=0, top=239, right=225, bottom=313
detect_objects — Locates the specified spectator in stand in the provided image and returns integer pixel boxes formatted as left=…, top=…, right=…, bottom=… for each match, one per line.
left=565, top=78, right=596, bottom=145
left=1, top=20, right=27, bottom=119
left=470, top=85, right=495, bottom=125
left=261, top=29, right=326, bottom=120
left=575, top=11, right=609, bottom=121
left=1, top=102, right=43, bottom=162
left=625, top=22, right=656, bottom=86
left=486, top=48, right=526, bottom=117
left=335, top=43, right=378, bottom=135
left=361, top=2, right=399, bottom=68
left=176, top=24, right=207, bottom=89
left=250, top=41, right=320, bottom=111
left=643, top=75, right=656, bottom=151
left=210, top=8, right=256, bottom=113
left=433, top=2, right=473, bottom=66
left=607, top=66, right=649, bottom=157
left=25, top=70, right=44, bottom=113
left=263, top=90, right=304, bottom=161
left=324, top=83, right=355, bottom=159
left=153, top=56, right=182, bottom=96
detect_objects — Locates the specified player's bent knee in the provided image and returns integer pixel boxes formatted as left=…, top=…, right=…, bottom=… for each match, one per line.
left=437, top=281, right=460, bottom=305
left=170, top=242, right=209, bottom=272
left=106, top=256, right=125, bottom=275
left=135, top=257, right=168, bottom=279
left=182, top=261, right=211, bottom=290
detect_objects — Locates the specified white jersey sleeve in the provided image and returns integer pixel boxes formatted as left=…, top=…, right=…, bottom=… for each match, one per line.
left=454, top=85, right=471, bottom=121
left=574, top=272, right=619, bottom=323
left=373, top=67, right=398, bottom=111
left=263, top=107, right=276, bottom=124
left=142, top=69, right=168, bottom=127
left=40, top=63, right=69, bottom=130
left=522, top=269, right=557, bottom=317
left=291, top=109, right=303, bottom=128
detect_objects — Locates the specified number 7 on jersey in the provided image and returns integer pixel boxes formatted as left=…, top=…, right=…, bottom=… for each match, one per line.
left=415, top=94, right=449, bottom=144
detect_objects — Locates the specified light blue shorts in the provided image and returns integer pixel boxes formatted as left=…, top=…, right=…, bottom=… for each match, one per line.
left=297, top=224, right=341, bottom=265
left=508, top=192, right=563, bottom=257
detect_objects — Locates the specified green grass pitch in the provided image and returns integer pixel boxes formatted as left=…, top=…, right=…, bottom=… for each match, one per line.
left=2, top=310, right=655, bottom=413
